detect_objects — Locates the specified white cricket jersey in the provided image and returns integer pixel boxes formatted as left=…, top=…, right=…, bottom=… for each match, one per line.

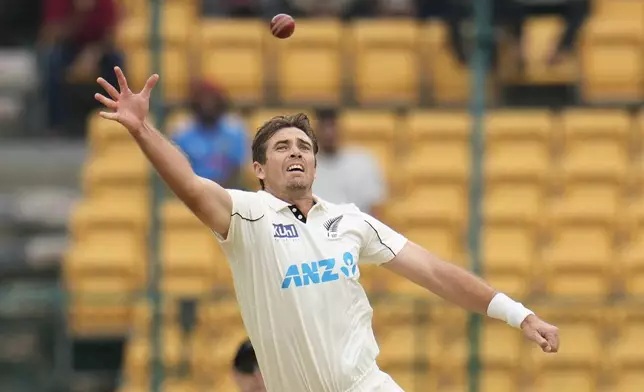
left=215, top=190, right=408, bottom=392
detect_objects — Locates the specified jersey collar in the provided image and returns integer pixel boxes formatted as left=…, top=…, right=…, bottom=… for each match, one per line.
left=259, top=190, right=328, bottom=212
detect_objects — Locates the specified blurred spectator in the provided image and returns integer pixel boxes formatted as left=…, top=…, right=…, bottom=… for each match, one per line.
left=283, top=0, right=359, bottom=17
left=40, top=0, right=123, bottom=135
left=171, top=81, right=248, bottom=189
left=233, top=339, right=266, bottom=392
left=312, top=108, right=386, bottom=217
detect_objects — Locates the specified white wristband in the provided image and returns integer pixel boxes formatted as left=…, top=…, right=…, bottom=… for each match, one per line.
left=486, top=293, right=534, bottom=329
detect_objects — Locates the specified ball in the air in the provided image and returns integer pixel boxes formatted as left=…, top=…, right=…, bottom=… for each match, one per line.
left=270, top=14, right=295, bottom=39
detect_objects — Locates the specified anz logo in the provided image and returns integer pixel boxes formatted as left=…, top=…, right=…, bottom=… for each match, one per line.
left=273, top=223, right=299, bottom=239
left=281, top=252, right=358, bottom=289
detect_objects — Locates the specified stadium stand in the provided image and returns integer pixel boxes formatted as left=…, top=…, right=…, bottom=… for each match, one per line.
left=55, top=1, right=644, bottom=391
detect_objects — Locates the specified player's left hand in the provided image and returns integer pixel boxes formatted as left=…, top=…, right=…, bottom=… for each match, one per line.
left=520, top=314, right=559, bottom=353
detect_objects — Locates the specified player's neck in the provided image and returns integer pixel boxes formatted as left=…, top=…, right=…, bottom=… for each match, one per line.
left=267, top=187, right=315, bottom=216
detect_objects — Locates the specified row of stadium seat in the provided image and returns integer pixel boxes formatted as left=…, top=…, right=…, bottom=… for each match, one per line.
left=114, top=13, right=644, bottom=105
left=116, top=300, right=644, bottom=392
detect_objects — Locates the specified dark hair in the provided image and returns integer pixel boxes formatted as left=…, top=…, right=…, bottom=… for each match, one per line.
left=233, top=339, right=258, bottom=374
left=251, top=113, right=319, bottom=189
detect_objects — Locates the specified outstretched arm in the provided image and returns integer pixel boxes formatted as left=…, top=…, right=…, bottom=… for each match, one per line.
left=384, top=241, right=560, bottom=353
left=95, top=67, right=233, bottom=237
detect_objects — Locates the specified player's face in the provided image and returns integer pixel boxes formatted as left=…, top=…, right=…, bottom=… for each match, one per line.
left=234, top=370, right=266, bottom=392
left=257, top=127, right=316, bottom=193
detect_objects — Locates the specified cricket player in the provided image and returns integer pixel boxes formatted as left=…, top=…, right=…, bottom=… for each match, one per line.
left=94, top=68, right=560, bottom=392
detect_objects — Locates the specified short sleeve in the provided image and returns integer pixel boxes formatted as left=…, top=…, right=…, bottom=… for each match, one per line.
left=359, top=213, right=408, bottom=266
left=214, top=189, right=263, bottom=247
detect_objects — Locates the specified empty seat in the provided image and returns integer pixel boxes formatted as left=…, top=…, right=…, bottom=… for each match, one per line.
left=484, top=181, right=544, bottom=225
left=198, top=20, right=265, bottom=104
left=481, top=319, right=522, bottom=367
left=501, top=17, right=577, bottom=84
left=547, top=182, right=621, bottom=226
left=610, top=306, right=644, bottom=367
left=482, top=224, right=536, bottom=298
left=481, top=368, right=519, bottom=392
left=82, top=153, right=150, bottom=201
left=117, top=16, right=191, bottom=101
left=390, top=184, right=468, bottom=232
left=274, top=20, right=342, bottom=104
left=560, top=109, right=631, bottom=182
left=350, top=20, right=420, bottom=105
left=404, top=225, right=462, bottom=264
left=542, top=224, right=614, bottom=297
left=404, top=111, right=471, bottom=183
left=531, top=369, right=597, bottom=392
left=613, top=369, right=644, bottom=392
left=67, top=294, right=133, bottom=337
left=69, top=198, right=148, bottom=242
left=423, top=21, right=481, bottom=105
left=581, top=11, right=644, bottom=102
left=619, top=225, right=644, bottom=295
left=485, top=110, right=552, bottom=182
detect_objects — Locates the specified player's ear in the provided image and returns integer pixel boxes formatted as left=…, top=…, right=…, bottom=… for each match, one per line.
left=253, top=161, right=266, bottom=182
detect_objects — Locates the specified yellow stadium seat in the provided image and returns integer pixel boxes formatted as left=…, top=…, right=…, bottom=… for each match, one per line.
left=610, top=306, right=644, bottom=368
left=481, top=368, right=519, bottom=392
left=485, top=110, right=552, bottom=182
left=404, top=111, right=471, bottom=184
left=67, top=294, right=133, bottom=336
left=339, top=110, right=397, bottom=181
left=376, top=324, right=416, bottom=368
left=390, top=184, right=468, bottom=233
left=117, top=16, right=191, bottom=101
left=199, top=20, right=266, bottom=104
left=82, top=153, right=150, bottom=201
left=614, top=369, right=644, bottom=392
left=405, top=226, right=462, bottom=264
left=480, top=319, right=523, bottom=367
left=484, top=182, right=544, bottom=225
left=620, top=225, right=644, bottom=295
left=531, top=369, right=597, bottom=392
left=273, top=20, right=342, bottom=104
left=423, top=21, right=480, bottom=105
left=581, top=11, right=644, bottom=102
left=350, top=20, right=420, bottom=105
left=547, top=183, right=621, bottom=226
left=542, top=223, right=614, bottom=297
left=69, top=198, right=148, bottom=242
left=483, top=224, right=535, bottom=275
left=501, top=17, right=578, bottom=84
left=560, top=109, right=631, bottom=182
left=379, top=368, right=416, bottom=392
left=64, top=240, right=146, bottom=291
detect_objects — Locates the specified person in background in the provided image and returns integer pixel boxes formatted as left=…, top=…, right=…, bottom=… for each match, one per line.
left=233, top=339, right=266, bottom=392
left=171, top=81, right=248, bottom=190
left=40, top=0, right=123, bottom=135
left=312, top=108, right=387, bottom=218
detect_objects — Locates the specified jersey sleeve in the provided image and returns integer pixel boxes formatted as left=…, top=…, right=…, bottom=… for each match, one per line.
left=358, top=213, right=408, bottom=266
left=214, top=189, right=263, bottom=250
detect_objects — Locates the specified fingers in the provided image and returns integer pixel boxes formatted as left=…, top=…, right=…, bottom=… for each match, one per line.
left=114, top=66, right=129, bottom=94
left=98, top=111, right=119, bottom=121
left=94, top=93, right=118, bottom=110
left=97, top=77, right=120, bottom=100
left=546, top=331, right=560, bottom=353
left=141, top=74, right=159, bottom=97
left=532, top=331, right=552, bottom=353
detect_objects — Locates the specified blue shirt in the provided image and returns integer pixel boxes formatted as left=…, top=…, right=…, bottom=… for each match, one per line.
left=172, top=115, right=248, bottom=184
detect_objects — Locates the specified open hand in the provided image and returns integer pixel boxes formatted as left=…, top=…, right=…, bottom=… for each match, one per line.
left=94, top=66, right=159, bottom=133
left=521, top=314, right=560, bottom=353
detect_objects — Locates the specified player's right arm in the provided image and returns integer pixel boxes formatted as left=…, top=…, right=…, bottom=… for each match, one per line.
left=94, top=67, right=233, bottom=237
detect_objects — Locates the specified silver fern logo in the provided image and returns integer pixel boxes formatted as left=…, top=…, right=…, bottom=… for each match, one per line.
left=323, top=215, right=343, bottom=239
